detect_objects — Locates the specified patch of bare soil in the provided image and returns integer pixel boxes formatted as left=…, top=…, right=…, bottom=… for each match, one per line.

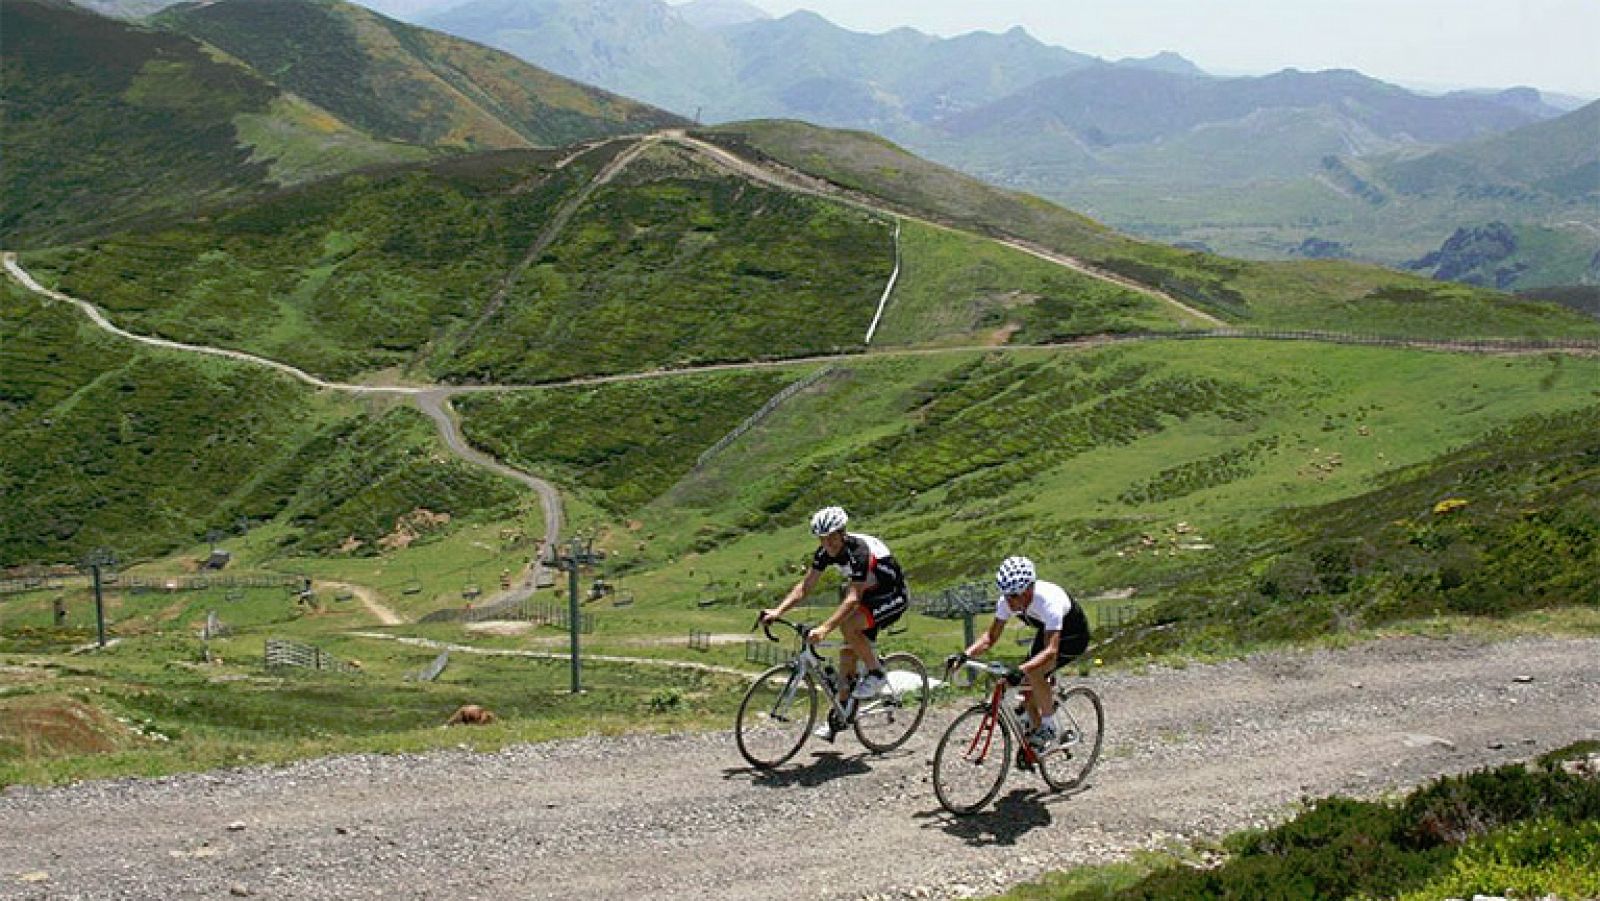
left=0, top=694, right=136, bottom=757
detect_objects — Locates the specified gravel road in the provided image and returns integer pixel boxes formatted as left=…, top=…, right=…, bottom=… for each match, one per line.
left=3, top=634, right=1597, bottom=900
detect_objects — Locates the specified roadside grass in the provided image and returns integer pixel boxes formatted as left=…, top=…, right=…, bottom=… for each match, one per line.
left=0, top=628, right=749, bottom=788
left=988, top=743, right=1600, bottom=901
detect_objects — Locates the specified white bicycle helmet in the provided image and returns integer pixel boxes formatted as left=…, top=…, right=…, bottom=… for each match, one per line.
left=996, top=556, right=1037, bottom=596
left=809, top=505, right=849, bottom=536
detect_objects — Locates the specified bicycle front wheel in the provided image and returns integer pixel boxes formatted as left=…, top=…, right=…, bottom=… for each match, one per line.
left=735, top=664, right=818, bottom=769
left=932, top=704, right=1012, bottom=815
left=1038, top=685, right=1104, bottom=792
left=853, top=652, right=930, bottom=753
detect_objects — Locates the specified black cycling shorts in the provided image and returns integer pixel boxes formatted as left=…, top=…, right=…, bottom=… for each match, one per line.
left=1030, top=627, right=1091, bottom=673
left=859, top=590, right=909, bottom=642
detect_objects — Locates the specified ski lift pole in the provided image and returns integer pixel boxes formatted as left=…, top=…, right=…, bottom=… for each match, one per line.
left=91, top=564, right=107, bottom=648
left=567, top=535, right=582, bottom=693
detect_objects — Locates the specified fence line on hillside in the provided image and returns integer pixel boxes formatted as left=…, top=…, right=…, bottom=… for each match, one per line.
left=1099, top=329, right=1600, bottom=352
left=264, top=638, right=361, bottom=674
left=695, top=366, right=836, bottom=470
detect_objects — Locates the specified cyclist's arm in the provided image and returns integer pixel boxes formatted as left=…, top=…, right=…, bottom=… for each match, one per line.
left=766, top=567, right=822, bottom=620
left=812, top=580, right=866, bottom=637
left=1020, top=629, right=1061, bottom=676
left=963, top=617, right=1007, bottom=658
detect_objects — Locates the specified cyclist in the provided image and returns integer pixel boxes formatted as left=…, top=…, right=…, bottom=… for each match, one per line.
left=948, top=556, right=1090, bottom=756
left=760, top=506, right=910, bottom=742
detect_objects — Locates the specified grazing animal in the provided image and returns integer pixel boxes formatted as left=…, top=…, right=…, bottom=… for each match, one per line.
left=446, top=704, right=496, bottom=726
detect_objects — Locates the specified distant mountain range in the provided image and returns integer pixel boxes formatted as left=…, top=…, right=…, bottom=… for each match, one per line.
left=1, top=0, right=683, bottom=245
left=34, top=0, right=1600, bottom=289
left=375, top=0, right=1596, bottom=290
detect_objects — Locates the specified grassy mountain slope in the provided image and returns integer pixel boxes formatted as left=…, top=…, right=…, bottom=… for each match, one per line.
left=0, top=0, right=428, bottom=246
left=23, top=140, right=906, bottom=383
left=157, top=0, right=684, bottom=150
left=1374, top=100, right=1600, bottom=201
left=1, top=0, right=684, bottom=249
left=450, top=342, right=1600, bottom=632
left=698, top=121, right=1600, bottom=339
left=428, top=142, right=896, bottom=382
left=0, top=281, right=524, bottom=565
left=1053, top=101, right=1600, bottom=291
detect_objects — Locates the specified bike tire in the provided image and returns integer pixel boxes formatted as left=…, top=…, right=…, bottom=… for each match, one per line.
left=735, top=664, right=817, bottom=770
left=853, top=652, right=930, bottom=753
left=932, top=704, right=1012, bottom=815
left=1038, top=685, right=1104, bottom=792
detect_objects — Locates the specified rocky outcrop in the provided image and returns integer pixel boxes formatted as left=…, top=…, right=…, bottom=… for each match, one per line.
left=1408, top=221, right=1525, bottom=288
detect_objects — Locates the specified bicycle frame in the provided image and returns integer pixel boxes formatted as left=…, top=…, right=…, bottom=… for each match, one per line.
left=769, top=640, right=859, bottom=725
left=759, top=617, right=864, bottom=725
left=951, top=659, right=1059, bottom=767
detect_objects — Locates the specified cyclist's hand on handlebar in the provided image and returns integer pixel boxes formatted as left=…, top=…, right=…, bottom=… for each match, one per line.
left=758, top=608, right=780, bottom=625
left=1004, top=666, right=1026, bottom=687
left=806, top=625, right=828, bottom=645
left=944, top=652, right=968, bottom=671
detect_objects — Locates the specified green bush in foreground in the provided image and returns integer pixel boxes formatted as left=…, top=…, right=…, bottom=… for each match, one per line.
left=1004, top=744, right=1600, bottom=901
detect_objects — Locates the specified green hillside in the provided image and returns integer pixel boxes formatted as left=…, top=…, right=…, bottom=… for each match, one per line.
left=24, top=141, right=901, bottom=383
left=0, top=0, right=422, bottom=246
left=697, top=122, right=1600, bottom=338
left=449, top=341, right=1600, bottom=646
left=0, top=0, right=683, bottom=248
left=1055, top=102, right=1600, bottom=292
left=0, top=280, right=525, bottom=565
left=156, top=0, right=685, bottom=149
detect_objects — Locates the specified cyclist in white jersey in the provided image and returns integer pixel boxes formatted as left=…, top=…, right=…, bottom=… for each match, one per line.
left=949, top=556, right=1091, bottom=754
left=760, top=506, right=911, bottom=741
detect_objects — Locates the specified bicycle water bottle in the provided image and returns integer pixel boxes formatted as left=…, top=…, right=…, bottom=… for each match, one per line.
left=823, top=663, right=839, bottom=693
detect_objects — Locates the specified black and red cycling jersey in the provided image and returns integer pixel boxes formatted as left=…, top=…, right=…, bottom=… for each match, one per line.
left=811, top=532, right=905, bottom=598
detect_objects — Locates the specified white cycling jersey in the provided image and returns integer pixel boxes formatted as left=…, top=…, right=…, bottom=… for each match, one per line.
left=994, top=579, right=1075, bottom=632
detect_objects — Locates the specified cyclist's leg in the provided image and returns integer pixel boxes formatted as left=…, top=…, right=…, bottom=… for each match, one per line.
left=854, top=591, right=907, bottom=672
left=1024, top=629, right=1055, bottom=727
left=839, top=605, right=878, bottom=674
left=1034, top=631, right=1090, bottom=725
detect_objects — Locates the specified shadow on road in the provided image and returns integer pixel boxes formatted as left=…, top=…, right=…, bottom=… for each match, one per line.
left=723, top=751, right=872, bottom=788
left=915, top=787, right=1053, bottom=846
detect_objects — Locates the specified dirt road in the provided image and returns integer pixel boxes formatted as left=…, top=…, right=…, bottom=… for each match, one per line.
left=3, top=634, right=1596, bottom=900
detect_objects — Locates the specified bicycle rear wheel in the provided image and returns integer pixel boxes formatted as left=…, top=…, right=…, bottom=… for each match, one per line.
left=853, top=652, right=930, bottom=753
left=735, top=664, right=817, bottom=769
left=1038, top=685, right=1104, bottom=792
left=932, top=705, right=1012, bottom=815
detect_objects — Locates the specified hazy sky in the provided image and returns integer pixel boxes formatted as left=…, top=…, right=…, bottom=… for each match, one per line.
left=734, top=0, right=1600, bottom=98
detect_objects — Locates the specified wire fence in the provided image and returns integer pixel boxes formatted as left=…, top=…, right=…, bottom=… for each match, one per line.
left=264, top=638, right=361, bottom=675
left=528, top=601, right=595, bottom=634
left=744, top=639, right=792, bottom=667
left=1097, top=329, right=1600, bottom=352
left=409, top=650, right=450, bottom=683
left=123, top=575, right=305, bottom=594
left=695, top=366, right=836, bottom=469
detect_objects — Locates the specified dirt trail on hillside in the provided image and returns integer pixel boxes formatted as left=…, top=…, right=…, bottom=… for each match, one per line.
left=3, top=634, right=1596, bottom=900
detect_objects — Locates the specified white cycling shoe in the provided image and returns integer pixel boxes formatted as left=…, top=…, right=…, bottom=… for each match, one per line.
left=851, top=672, right=888, bottom=699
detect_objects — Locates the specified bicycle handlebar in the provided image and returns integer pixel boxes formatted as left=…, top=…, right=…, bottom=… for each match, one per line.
left=752, top=613, right=810, bottom=645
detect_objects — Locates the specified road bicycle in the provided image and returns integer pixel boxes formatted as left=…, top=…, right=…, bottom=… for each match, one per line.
left=931, top=656, right=1104, bottom=815
left=735, top=615, right=930, bottom=769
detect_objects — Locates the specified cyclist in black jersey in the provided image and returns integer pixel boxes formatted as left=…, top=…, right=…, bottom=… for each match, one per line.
left=760, top=506, right=911, bottom=741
